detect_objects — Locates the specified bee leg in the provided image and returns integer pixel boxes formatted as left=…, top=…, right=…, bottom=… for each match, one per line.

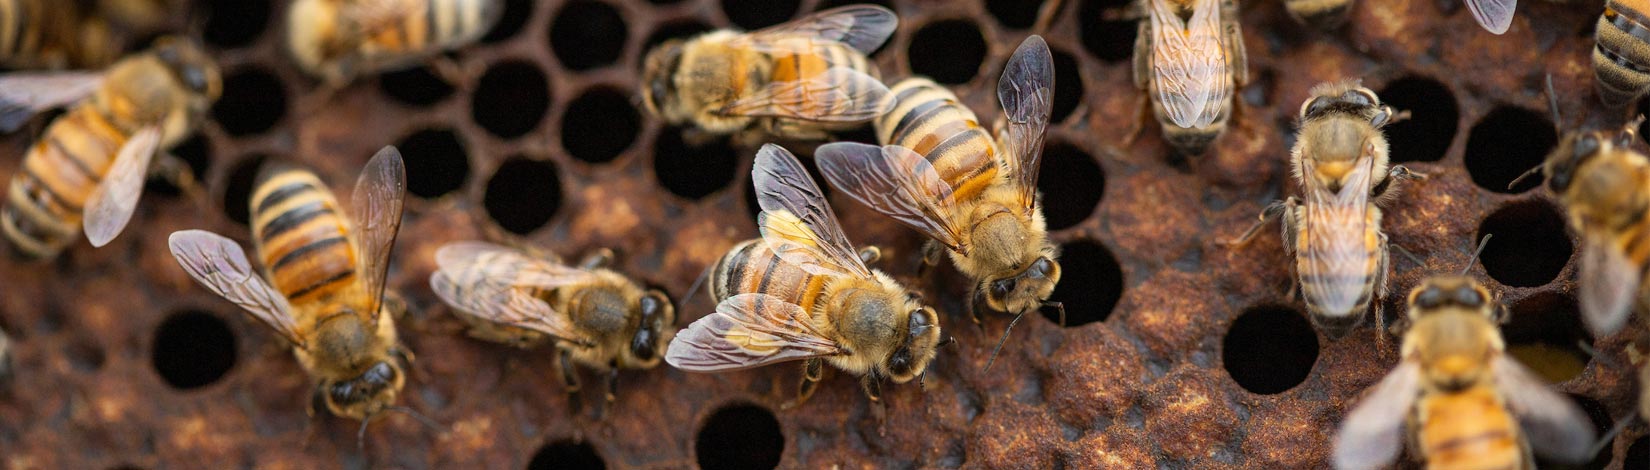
left=861, top=376, right=888, bottom=436
left=578, top=248, right=616, bottom=270
left=604, top=363, right=620, bottom=404
left=857, top=246, right=882, bottom=266
left=1371, top=165, right=1427, bottom=202
left=782, top=359, right=825, bottom=410
left=1619, top=115, right=1646, bottom=146
left=150, top=152, right=206, bottom=201
left=1224, top=198, right=1293, bottom=247
left=558, top=349, right=582, bottom=396
left=380, top=290, right=409, bottom=320
left=967, top=288, right=989, bottom=330
left=917, top=241, right=944, bottom=278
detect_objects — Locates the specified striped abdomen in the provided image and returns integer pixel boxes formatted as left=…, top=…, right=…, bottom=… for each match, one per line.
left=251, top=168, right=359, bottom=304
left=1282, top=0, right=1353, bottom=29
left=358, top=0, right=498, bottom=61
left=1295, top=202, right=1381, bottom=336
left=762, top=40, right=880, bottom=135
left=1596, top=0, right=1650, bottom=106
left=711, top=239, right=828, bottom=311
left=1, top=105, right=130, bottom=258
left=1416, top=386, right=1526, bottom=470
left=874, top=78, right=999, bottom=201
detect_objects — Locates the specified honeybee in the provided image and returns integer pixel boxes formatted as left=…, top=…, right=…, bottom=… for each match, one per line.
left=0, top=0, right=117, bottom=69
left=0, top=37, right=221, bottom=259
left=1233, top=80, right=1422, bottom=339
left=639, top=5, right=897, bottom=141
left=1283, top=0, right=1353, bottom=29
left=429, top=242, right=676, bottom=402
left=815, top=36, right=1059, bottom=365
left=286, top=0, right=502, bottom=84
left=1595, top=0, right=1650, bottom=108
left=1133, top=0, right=1247, bottom=156
left=167, top=147, right=411, bottom=421
left=1464, top=0, right=1518, bottom=34
left=1333, top=275, right=1596, bottom=470
left=667, top=144, right=945, bottom=406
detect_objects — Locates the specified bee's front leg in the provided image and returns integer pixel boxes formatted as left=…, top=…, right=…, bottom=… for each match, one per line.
left=917, top=241, right=945, bottom=278
left=857, top=245, right=882, bottom=266
left=558, top=349, right=582, bottom=396
left=782, top=358, right=825, bottom=410
left=1225, top=198, right=1295, bottom=248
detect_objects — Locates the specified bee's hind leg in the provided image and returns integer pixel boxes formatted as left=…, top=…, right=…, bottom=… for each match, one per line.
left=857, top=246, right=882, bottom=266
left=782, top=358, right=825, bottom=410
left=558, top=349, right=582, bottom=396
left=578, top=248, right=615, bottom=270
left=150, top=152, right=207, bottom=202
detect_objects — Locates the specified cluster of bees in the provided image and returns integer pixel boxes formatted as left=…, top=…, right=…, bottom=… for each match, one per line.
left=2, top=0, right=1650, bottom=467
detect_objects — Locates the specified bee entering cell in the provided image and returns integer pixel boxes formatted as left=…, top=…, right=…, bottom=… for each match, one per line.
left=696, top=404, right=783, bottom=470
left=527, top=439, right=605, bottom=470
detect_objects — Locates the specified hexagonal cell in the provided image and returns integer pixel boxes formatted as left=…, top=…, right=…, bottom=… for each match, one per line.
left=1380, top=76, right=1458, bottom=163
left=562, top=87, right=641, bottom=164
left=201, top=0, right=270, bottom=48
left=472, top=61, right=551, bottom=139
left=1222, top=305, right=1318, bottom=395
left=819, top=0, right=891, bottom=9
left=986, top=0, right=1046, bottom=29
left=550, top=1, right=628, bottom=71
left=221, top=154, right=269, bottom=225
left=527, top=440, right=605, bottom=470
left=1079, top=0, right=1137, bottom=63
left=1038, top=142, right=1104, bottom=231
left=1503, top=292, right=1591, bottom=384
left=1050, top=47, right=1083, bottom=123
left=908, top=19, right=987, bottom=85
left=720, top=0, right=799, bottom=30
left=1629, top=436, right=1649, bottom=470
left=211, top=67, right=286, bottom=136
left=696, top=404, right=783, bottom=470
left=147, top=133, right=211, bottom=197
left=395, top=129, right=470, bottom=199
left=379, top=65, right=455, bottom=106
left=653, top=127, right=739, bottom=200
left=1043, top=239, right=1123, bottom=327
left=151, top=311, right=237, bottom=390
left=1465, top=106, right=1557, bottom=194
left=481, top=0, right=533, bottom=44
left=483, top=157, right=562, bottom=235
left=1476, top=201, right=1572, bottom=288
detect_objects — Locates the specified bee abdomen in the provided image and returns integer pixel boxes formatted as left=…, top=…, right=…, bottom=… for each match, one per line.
left=875, top=78, right=998, bottom=199
left=426, top=0, right=499, bottom=48
left=712, top=239, right=826, bottom=311
left=1595, top=6, right=1650, bottom=106
left=251, top=169, right=356, bottom=302
left=1418, top=389, right=1524, bottom=470
left=1, top=107, right=125, bottom=258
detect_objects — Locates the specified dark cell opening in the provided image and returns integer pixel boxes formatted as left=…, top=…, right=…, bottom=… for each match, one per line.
left=472, top=61, right=551, bottom=139
left=1050, top=48, right=1083, bottom=123
left=482, top=0, right=533, bottom=43
left=147, top=133, right=211, bottom=197
left=1044, top=240, right=1123, bottom=327
left=986, top=0, right=1046, bottom=29
left=648, top=0, right=685, bottom=4
left=550, top=1, right=628, bottom=71
left=395, top=129, right=470, bottom=198
left=1534, top=394, right=1611, bottom=470
left=1038, top=142, right=1104, bottom=231
left=201, top=0, right=270, bottom=48
left=1628, top=436, right=1649, bottom=470
left=1223, top=305, right=1318, bottom=394
left=1477, top=201, right=1572, bottom=287
left=1380, top=77, right=1459, bottom=163
left=212, top=67, right=286, bottom=136
left=696, top=404, right=784, bottom=470
left=527, top=440, right=606, bottom=470
left=654, top=127, right=739, bottom=200
left=721, top=0, right=799, bottom=30
left=1078, top=0, right=1137, bottom=63
left=222, top=154, right=268, bottom=225
left=484, top=157, right=562, bottom=235
left=820, top=0, right=892, bottom=9
left=743, top=154, right=829, bottom=222
left=1465, top=106, right=1558, bottom=193
left=562, top=87, right=641, bottom=164
left=908, top=20, right=987, bottom=85
left=379, top=65, right=455, bottom=106
left=1503, top=293, right=1592, bottom=384
left=151, top=311, right=237, bottom=390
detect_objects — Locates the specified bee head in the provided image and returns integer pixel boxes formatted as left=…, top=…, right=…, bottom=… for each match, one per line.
left=984, top=256, right=1062, bottom=316
left=1299, top=83, right=1382, bottom=121
left=322, top=360, right=404, bottom=420
left=151, top=36, right=222, bottom=101
left=625, top=289, right=676, bottom=368
left=640, top=40, right=686, bottom=119
left=1542, top=130, right=1607, bottom=193
left=885, top=305, right=941, bottom=383
left=1406, top=275, right=1493, bottom=318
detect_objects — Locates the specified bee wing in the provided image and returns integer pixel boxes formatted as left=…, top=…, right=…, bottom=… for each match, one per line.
left=717, top=66, right=893, bottom=123
left=1148, top=0, right=1232, bottom=129
left=168, top=230, right=306, bottom=348
left=735, top=4, right=897, bottom=54
left=754, top=144, right=875, bottom=279
left=82, top=126, right=162, bottom=247
left=0, top=72, right=103, bottom=133
left=665, top=293, right=846, bottom=371
left=1299, top=152, right=1376, bottom=319
left=430, top=242, right=596, bottom=343
left=349, top=147, right=406, bottom=328
left=1464, top=0, right=1517, bottom=34
left=1577, top=232, right=1637, bottom=337
left=997, top=35, right=1054, bottom=215
left=815, top=142, right=966, bottom=253
left=1332, top=361, right=1422, bottom=470
left=1493, top=355, right=1596, bottom=463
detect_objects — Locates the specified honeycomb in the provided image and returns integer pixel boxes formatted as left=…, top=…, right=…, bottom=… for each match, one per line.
left=0, top=0, right=1646, bottom=468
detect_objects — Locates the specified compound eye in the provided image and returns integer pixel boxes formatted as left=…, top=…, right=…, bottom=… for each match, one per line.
left=1574, top=135, right=1600, bottom=159
left=991, top=279, right=1016, bottom=299
left=910, top=311, right=931, bottom=330
left=183, top=66, right=209, bottom=92
left=1415, top=286, right=1445, bottom=309
left=1028, top=258, right=1053, bottom=278
left=1299, top=97, right=1324, bottom=118
left=1452, top=287, right=1484, bottom=307
left=1341, top=90, right=1371, bottom=107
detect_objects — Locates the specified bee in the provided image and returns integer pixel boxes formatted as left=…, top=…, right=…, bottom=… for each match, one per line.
left=1232, top=80, right=1422, bottom=339
left=815, top=36, right=1058, bottom=366
left=167, top=147, right=411, bottom=421
left=1283, top=0, right=1354, bottom=29
left=285, top=0, right=502, bottom=84
left=1133, top=0, right=1247, bottom=156
left=0, top=37, right=221, bottom=259
left=1465, top=0, right=1518, bottom=34
left=639, top=5, right=898, bottom=141
left=1332, top=275, right=1596, bottom=470
left=666, top=144, right=945, bottom=407
left=429, top=242, right=676, bottom=402
left=1595, top=0, right=1650, bottom=108
left=0, top=0, right=117, bottom=69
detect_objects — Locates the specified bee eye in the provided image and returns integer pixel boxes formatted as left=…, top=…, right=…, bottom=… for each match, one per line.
left=1453, top=288, right=1484, bottom=307
left=183, top=66, right=208, bottom=92
left=1300, top=97, right=1325, bottom=118
left=910, top=311, right=931, bottom=330
left=991, top=279, right=1016, bottom=298
left=1415, top=286, right=1445, bottom=309
left=1574, top=135, right=1600, bottom=160
left=1341, top=90, right=1372, bottom=107
left=631, top=329, right=657, bottom=361
left=1028, top=258, right=1052, bottom=278
left=1549, top=162, right=1575, bottom=192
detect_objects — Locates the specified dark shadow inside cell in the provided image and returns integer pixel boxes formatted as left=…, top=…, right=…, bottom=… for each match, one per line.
left=696, top=404, right=784, bottom=470
left=819, top=0, right=892, bottom=10
left=1050, top=48, right=1083, bottom=123
left=1464, top=106, right=1557, bottom=193
left=395, top=129, right=470, bottom=198
left=1534, top=394, right=1611, bottom=470
left=743, top=154, right=829, bottom=223
left=151, top=311, right=237, bottom=390
left=1627, top=435, right=1649, bottom=470
left=202, top=0, right=271, bottom=48
left=527, top=439, right=606, bottom=470
left=483, top=0, right=533, bottom=43
left=1503, top=293, right=1592, bottom=384
left=562, top=87, right=640, bottom=164
left=1223, top=305, right=1318, bottom=395
left=987, top=0, right=1046, bottom=29
left=721, top=0, right=799, bottom=30
left=1476, top=201, right=1572, bottom=287
left=1043, top=240, right=1123, bottom=327
left=379, top=65, right=455, bottom=106
left=653, top=127, right=739, bottom=200
left=550, top=1, right=628, bottom=71
left=222, top=154, right=268, bottom=225
left=1380, top=76, right=1459, bottom=163
left=212, top=67, right=287, bottom=136
left=483, top=157, right=562, bottom=235
left=908, top=20, right=987, bottom=85
left=1038, top=142, right=1104, bottom=231
left=147, top=133, right=211, bottom=197
left=1079, top=0, right=1138, bottom=63
left=472, top=61, right=551, bottom=138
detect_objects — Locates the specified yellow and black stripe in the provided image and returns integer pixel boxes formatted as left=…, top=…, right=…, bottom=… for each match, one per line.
left=1, top=104, right=129, bottom=259
left=763, top=40, right=879, bottom=134
left=1416, top=388, right=1524, bottom=470
left=250, top=165, right=359, bottom=303
left=362, top=0, right=498, bottom=56
left=1596, top=0, right=1650, bottom=106
left=711, top=239, right=828, bottom=311
left=874, top=78, right=999, bottom=202
left=0, top=0, right=108, bottom=68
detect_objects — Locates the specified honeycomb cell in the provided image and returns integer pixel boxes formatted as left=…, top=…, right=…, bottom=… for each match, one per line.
left=1037, top=142, right=1103, bottom=231
left=201, top=0, right=270, bottom=48
left=720, top=0, right=799, bottom=30
left=212, top=67, right=286, bottom=136
left=1222, top=305, right=1318, bottom=395
left=395, top=129, right=470, bottom=198
left=1078, top=0, right=1136, bottom=63
left=908, top=20, right=987, bottom=85
left=1465, top=106, right=1557, bottom=193
left=1534, top=394, right=1610, bottom=470
left=1050, top=47, right=1083, bottom=123
left=1476, top=201, right=1572, bottom=288
left=482, top=0, right=533, bottom=43
left=562, top=87, right=640, bottom=164
left=653, top=127, right=738, bottom=200
left=527, top=440, right=605, bottom=470
left=1043, top=239, right=1123, bottom=327
left=819, top=0, right=891, bottom=9
left=483, top=157, right=562, bottom=235
left=1629, top=436, right=1649, bottom=470
left=985, top=0, right=1045, bottom=29
left=550, top=1, right=628, bottom=71
left=1503, top=293, right=1591, bottom=384
left=379, top=65, right=455, bottom=106
left=1379, top=76, right=1458, bottom=163
left=148, top=133, right=211, bottom=197
left=696, top=404, right=783, bottom=470
left=151, top=311, right=236, bottom=390
left=472, top=61, right=551, bottom=139
left=221, top=154, right=268, bottom=225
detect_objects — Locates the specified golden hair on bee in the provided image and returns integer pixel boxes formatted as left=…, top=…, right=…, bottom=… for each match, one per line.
left=286, top=0, right=502, bottom=84
left=0, top=0, right=119, bottom=69
left=1133, top=0, right=1247, bottom=156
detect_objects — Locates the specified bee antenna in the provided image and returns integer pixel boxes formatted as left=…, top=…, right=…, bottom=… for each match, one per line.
left=1586, top=414, right=1634, bottom=460
left=356, top=406, right=443, bottom=457
left=1462, top=234, right=1492, bottom=276
left=983, top=311, right=1027, bottom=373
left=1546, top=74, right=1564, bottom=131
left=1506, top=166, right=1544, bottom=191
left=678, top=264, right=715, bottom=311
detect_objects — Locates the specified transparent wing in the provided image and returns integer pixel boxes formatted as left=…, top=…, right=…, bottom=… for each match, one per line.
left=83, top=126, right=161, bottom=247
left=1149, top=0, right=1232, bottom=129
left=815, top=142, right=966, bottom=253
left=997, top=35, right=1054, bottom=214
left=429, top=242, right=595, bottom=343
left=718, top=66, right=893, bottom=123
left=1332, top=361, right=1421, bottom=470
left=753, top=144, right=874, bottom=279
left=350, top=146, right=406, bottom=327
left=434, top=241, right=592, bottom=289
left=1299, top=152, right=1376, bottom=320
left=0, top=72, right=102, bottom=133
left=168, top=230, right=304, bottom=347
left=1576, top=232, right=1636, bottom=337
left=1493, top=356, right=1596, bottom=463
left=1464, top=0, right=1517, bottom=35
left=665, top=293, right=845, bottom=371
left=736, top=4, right=897, bottom=54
